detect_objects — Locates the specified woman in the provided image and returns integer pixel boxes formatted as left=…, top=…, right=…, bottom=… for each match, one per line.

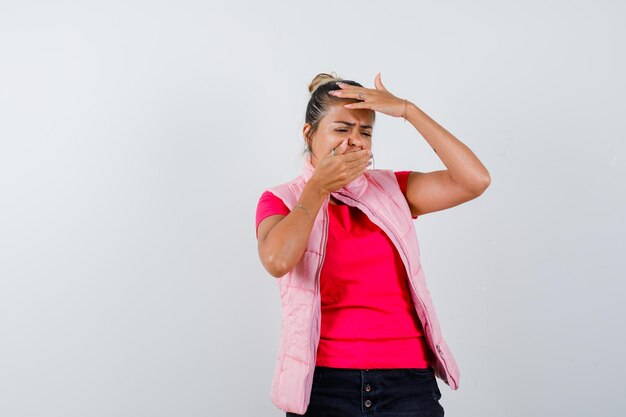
left=255, top=72, right=490, bottom=416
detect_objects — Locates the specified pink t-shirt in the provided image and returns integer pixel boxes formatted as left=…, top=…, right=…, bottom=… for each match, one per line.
left=256, top=171, right=433, bottom=369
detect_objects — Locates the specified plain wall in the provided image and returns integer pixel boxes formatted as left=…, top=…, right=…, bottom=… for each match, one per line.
left=1, top=1, right=624, bottom=416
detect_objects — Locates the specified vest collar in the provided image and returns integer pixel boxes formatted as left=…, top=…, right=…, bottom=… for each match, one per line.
left=301, top=158, right=369, bottom=199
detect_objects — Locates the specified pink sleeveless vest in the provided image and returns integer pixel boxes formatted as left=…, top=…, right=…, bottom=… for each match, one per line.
left=265, top=159, right=460, bottom=414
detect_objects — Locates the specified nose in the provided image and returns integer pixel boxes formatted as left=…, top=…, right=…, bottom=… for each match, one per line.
left=348, top=136, right=362, bottom=149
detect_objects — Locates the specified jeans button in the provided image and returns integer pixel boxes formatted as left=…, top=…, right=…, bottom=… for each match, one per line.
left=364, top=384, right=371, bottom=392
left=364, top=399, right=372, bottom=408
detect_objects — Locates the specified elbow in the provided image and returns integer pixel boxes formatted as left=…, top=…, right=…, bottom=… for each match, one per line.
left=472, top=172, right=491, bottom=195
left=259, top=242, right=292, bottom=278
left=264, top=255, right=290, bottom=278
left=268, top=268, right=288, bottom=279
left=478, top=174, right=491, bottom=193
left=483, top=169, right=491, bottom=186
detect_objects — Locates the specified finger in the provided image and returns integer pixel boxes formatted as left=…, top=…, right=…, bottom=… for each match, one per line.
left=333, top=139, right=349, bottom=155
left=323, top=139, right=345, bottom=158
left=329, top=88, right=366, bottom=101
left=346, top=154, right=371, bottom=171
left=334, top=82, right=371, bottom=97
left=374, top=72, right=388, bottom=91
left=346, top=162, right=369, bottom=181
left=344, top=101, right=372, bottom=110
left=341, top=149, right=371, bottom=164
left=335, top=81, right=355, bottom=90
left=343, top=157, right=370, bottom=173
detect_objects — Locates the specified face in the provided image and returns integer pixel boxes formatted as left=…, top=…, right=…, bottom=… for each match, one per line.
left=303, top=103, right=375, bottom=167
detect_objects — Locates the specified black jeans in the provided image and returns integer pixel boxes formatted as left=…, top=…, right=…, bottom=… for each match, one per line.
left=286, top=366, right=444, bottom=417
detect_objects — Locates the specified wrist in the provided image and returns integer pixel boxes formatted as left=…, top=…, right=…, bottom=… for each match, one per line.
left=303, top=178, right=329, bottom=200
left=404, top=100, right=420, bottom=120
left=401, top=98, right=408, bottom=121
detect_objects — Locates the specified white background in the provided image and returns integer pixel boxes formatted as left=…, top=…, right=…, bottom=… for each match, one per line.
left=1, top=1, right=624, bottom=416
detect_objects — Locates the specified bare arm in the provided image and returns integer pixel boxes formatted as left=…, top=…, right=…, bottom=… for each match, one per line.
left=332, top=74, right=491, bottom=217
left=403, top=102, right=491, bottom=217
left=257, top=179, right=328, bottom=278
left=257, top=149, right=371, bottom=278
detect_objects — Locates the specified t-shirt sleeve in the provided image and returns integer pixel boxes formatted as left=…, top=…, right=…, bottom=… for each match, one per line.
left=394, top=171, right=418, bottom=220
left=255, top=191, right=290, bottom=239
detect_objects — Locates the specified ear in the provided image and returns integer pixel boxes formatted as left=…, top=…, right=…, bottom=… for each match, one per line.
left=302, top=123, right=312, bottom=145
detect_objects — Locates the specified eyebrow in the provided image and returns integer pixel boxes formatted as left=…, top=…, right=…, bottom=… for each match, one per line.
left=332, top=121, right=373, bottom=129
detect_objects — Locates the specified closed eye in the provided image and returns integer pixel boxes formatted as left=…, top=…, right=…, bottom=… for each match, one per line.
left=336, top=129, right=372, bottom=137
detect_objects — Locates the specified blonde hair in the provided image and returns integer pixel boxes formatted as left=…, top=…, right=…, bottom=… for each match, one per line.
left=308, top=72, right=343, bottom=94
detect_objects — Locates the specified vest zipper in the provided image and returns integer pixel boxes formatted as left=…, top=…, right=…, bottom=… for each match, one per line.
left=334, top=191, right=455, bottom=387
left=312, top=200, right=329, bottom=367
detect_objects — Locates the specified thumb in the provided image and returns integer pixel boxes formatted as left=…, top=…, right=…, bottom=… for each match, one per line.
left=374, top=72, right=388, bottom=91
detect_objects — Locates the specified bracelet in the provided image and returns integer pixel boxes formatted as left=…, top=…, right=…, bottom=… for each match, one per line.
left=294, top=204, right=312, bottom=219
left=402, top=99, right=408, bottom=123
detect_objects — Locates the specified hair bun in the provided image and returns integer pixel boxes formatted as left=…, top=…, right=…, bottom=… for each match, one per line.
left=308, top=72, right=342, bottom=94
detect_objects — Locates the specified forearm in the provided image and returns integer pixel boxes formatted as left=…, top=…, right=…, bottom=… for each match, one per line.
left=405, top=101, right=491, bottom=192
left=260, top=180, right=328, bottom=277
